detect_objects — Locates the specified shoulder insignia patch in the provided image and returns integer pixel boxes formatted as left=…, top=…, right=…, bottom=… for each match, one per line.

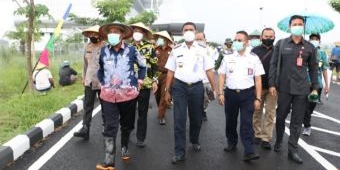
left=198, top=43, right=207, bottom=48
left=249, top=52, right=256, bottom=56
left=174, top=44, right=181, bottom=49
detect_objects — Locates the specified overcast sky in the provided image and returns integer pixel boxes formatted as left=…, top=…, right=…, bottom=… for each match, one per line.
left=1, top=0, right=340, bottom=44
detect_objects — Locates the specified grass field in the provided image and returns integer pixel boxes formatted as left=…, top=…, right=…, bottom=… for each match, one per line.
left=0, top=48, right=84, bottom=145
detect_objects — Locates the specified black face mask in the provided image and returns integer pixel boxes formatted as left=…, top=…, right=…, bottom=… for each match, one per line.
left=89, top=37, right=99, bottom=44
left=262, top=39, right=275, bottom=46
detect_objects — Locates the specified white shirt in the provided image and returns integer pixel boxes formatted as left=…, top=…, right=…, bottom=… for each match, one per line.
left=218, top=51, right=265, bottom=89
left=165, top=41, right=214, bottom=83
left=33, top=69, right=53, bottom=90
left=203, top=45, right=217, bottom=83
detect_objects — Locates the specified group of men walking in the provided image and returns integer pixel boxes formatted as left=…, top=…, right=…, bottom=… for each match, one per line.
left=72, top=14, right=327, bottom=169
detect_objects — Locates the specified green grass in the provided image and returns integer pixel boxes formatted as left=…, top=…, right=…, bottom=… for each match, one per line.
left=0, top=49, right=84, bottom=145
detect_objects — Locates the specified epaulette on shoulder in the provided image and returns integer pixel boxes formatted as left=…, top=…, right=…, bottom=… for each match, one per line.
left=174, top=44, right=181, bottom=49
left=222, top=50, right=233, bottom=55
left=198, top=43, right=207, bottom=48
left=249, top=52, right=257, bottom=56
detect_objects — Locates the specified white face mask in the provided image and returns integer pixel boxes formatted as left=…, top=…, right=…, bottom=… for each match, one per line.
left=310, top=40, right=320, bottom=48
left=183, top=31, right=195, bottom=42
left=133, top=32, right=144, bottom=41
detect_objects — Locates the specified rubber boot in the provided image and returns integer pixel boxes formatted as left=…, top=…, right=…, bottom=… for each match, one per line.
left=121, top=131, right=130, bottom=160
left=73, top=125, right=89, bottom=140
left=96, top=137, right=116, bottom=170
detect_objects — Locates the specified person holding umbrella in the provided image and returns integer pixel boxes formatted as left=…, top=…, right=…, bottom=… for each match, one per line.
left=268, top=15, right=318, bottom=164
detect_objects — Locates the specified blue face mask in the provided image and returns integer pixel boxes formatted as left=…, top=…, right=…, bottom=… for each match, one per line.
left=156, top=38, right=165, bottom=46
left=107, top=33, right=121, bottom=46
left=232, top=41, right=244, bottom=51
left=250, top=39, right=261, bottom=47
left=290, top=26, right=304, bottom=36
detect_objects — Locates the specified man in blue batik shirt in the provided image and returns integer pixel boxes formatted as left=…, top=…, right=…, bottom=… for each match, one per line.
left=96, top=22, right=146, bottom=170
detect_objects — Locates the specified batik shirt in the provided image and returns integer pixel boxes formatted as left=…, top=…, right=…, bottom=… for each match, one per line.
left=132, top=40, right=157, bottom=89
left=98, top=42, right=146, bottom=103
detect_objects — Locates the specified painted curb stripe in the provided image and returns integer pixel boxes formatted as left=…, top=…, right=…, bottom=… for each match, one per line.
left=55, top=108, right=71, bottom=124
left=0, top=146, right=13, bottom=169
left=3, top=135, right=30, bottom=160
left=25, top=127, right=43, bottom=147
left=35, top=119, right=54, bottom=138
left=68, top=104, right=77, bottom=115
left=49, top=113, right=63, bottom=129
left=0, top=96, right=84, bottom=168
left=71, top=99, right=84, bottom=113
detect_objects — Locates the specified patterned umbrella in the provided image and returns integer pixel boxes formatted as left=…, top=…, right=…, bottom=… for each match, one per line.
left=277, top=12, right=334, bottom=34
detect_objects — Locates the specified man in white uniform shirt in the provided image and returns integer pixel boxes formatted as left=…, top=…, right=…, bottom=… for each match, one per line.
left=218, top=30, right=264, bottom=162
left=164, top=22, right=216, bottom=164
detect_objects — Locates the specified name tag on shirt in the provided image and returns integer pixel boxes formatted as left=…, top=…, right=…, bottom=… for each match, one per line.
left=248, top=68, right=253, bottom=75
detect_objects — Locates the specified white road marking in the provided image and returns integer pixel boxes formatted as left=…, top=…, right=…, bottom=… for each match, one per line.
left=311, top=126, right=340, bottom=136
left=284, top=127, right=338, bottom=170
left=285, top=120, right=340, bottom=136
left=313, top=111, right=340, bottom=124
left=27, top=105, right=101, bottom=170
left=310, top=146, right=340, bottom=158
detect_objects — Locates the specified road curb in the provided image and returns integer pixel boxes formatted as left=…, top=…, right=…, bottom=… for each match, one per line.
left=0, top=95, right=84, bottom=169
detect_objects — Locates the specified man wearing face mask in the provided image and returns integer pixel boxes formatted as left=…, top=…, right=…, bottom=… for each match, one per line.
left=268, top=15, right=318, bottom=164
left=218, top=30, right=264, bottom=162
left=129, top=22, right=158, bottom=147
left=195, top=32, right=217, bottom=121
left=251, top=27, right=277, bottom=150
left=96, top=22, right=146, bottom=170
left=302, top=33, right=329, bottom=136
left=223, top=38, right=233, bottom=54
left=153, top=31, right=173, bottom=125
left=249, top=30, right=262, bottom=49
left=74, top=25, right=105, bottom=140
left=164, top=22, right=216, bottom=164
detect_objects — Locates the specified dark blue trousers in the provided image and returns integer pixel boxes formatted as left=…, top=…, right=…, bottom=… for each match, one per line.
left=224, top=87, right=255, bottom=155
left=172, top=79, right=204, bottom=157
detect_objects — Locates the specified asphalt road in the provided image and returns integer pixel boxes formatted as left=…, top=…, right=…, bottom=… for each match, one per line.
left=6, top=83, right=340, bottom=170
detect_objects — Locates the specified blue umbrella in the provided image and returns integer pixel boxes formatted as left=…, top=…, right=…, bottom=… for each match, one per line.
left=277, top=12, right=335, bottom=34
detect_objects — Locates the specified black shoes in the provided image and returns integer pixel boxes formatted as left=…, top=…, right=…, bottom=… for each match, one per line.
left=273, top=143, right=282, bottom=152
left=254, top=137, right=261, bottom=145
left=171, top=155, right=185, bottom=164
left=192, top=144, right=201, bottom=151
left=73, top=125, right=89, bottom=140
left=261, top=141, right=272, bottom=150
left=288, top=152, right=303, bottom=164
left=224, top=144, right=236, bottom=152
left=243, top=153, right=260, bottom=162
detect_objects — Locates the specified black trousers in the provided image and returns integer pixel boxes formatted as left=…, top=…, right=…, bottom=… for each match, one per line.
left=83, top=86, right=101, bottom=126
left=303, top=87, right=321, bottom=128
left=101, top=98, right=137, bottom=148
left=136, top=89, right=151, bottom=141
left=275, top=92, right=307, bottom=153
